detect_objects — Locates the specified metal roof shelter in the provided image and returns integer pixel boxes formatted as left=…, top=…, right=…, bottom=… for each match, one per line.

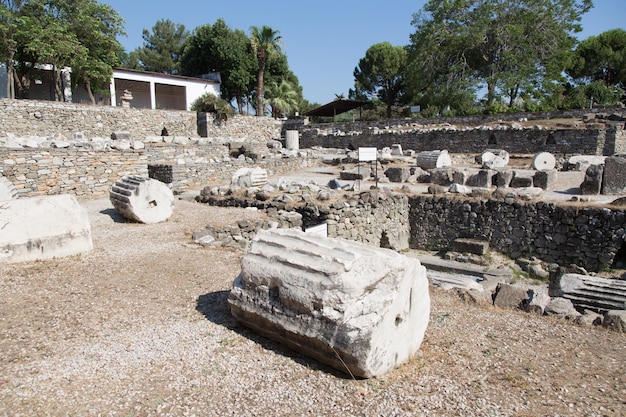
left=303, top=98, right=369, bottom=121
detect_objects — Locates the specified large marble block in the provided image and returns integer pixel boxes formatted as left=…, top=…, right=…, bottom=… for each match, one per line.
left=228, top=228, right=430, bottom=378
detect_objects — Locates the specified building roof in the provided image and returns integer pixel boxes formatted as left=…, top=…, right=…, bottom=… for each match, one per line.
left=303, top=98, right=369, bottom=118
left=113, top=68, right=221, bottom=84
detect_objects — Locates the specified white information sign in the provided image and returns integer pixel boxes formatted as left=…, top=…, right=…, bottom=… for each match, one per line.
left=358, top=147, right=377, bottom=162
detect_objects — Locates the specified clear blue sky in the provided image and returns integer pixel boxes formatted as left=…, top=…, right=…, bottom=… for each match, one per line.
left=101, top=0, right=625, bottom=105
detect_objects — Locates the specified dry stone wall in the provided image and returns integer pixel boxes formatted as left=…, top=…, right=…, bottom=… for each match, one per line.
left=199, top=191, right=411, bottom=252
left=1, top=148, right=147, bottom=197
left=0, top=99, right=282, bottom=140
left=0, top=99, right=197, bottom=138
left=0, top=99, right=288, bottom=197
left=408, top=195, right=626, bottom=272
left=300, top=123, right=624, bottom=158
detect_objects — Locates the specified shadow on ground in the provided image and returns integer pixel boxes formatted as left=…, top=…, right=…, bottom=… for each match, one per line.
left=195, top=289, right=353, bottom=379
left=99, top=208, right=129, bottom=223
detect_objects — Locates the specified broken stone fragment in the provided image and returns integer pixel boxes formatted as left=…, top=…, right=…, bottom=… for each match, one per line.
left=0, top=194, right=93, bottom=263
left=228, top=228, right=430, bottom=378
left=109, top=176, right=174, bottom=224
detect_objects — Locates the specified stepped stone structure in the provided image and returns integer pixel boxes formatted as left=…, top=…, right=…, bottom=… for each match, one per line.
left=549, top=273, right=626, bottom=312
left=228, top=228, right=430, bottom=378
left=0, top=194, right=93, bottom=263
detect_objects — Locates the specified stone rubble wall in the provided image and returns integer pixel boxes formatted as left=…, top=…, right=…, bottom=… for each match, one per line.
left=0, top=99, right=289, bottom=197
left=0, top=99, right=282, bottom=140
left=300, top=123, right=625, bottom=158
left=298, top=192, right=410, bottom=251
left=408, top=195, right=626, bottom=272
left=199, top=189, right=626, bottom=271
left=1, top=148, right=148, bottom=197
left=201, top=191, right=411, bottom=252
left=0, top=143, right=312, bottom=197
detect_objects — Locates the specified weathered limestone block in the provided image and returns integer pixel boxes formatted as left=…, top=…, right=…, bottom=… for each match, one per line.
left=228, top=228, right=431, bottom=378
left=495, top=170, right=515, bottom=187
left=384, top=167, right=410, bottom=183
left=525, top=289, right=551, bottom=316
left=509, top=175, right=533, bottom=188
left=480, top=149, right=509, bottom=169
left=549, top=273, right=626, bottom=312
left=231, top=167, right=268, bottom=188
left=467, top=169, right=495, bottom=187
left=430, top=168, right=454, bottom=185
left=416, top=150, right=451, bottom=169
left=451, top=238, right=489, bottom=255
left=390, top=144, right=403, bottom=155
left=0, top=194, right=93, bottom=263
left=580, top=164, right=603, bottom=195
left=603, top=310, right=626, bottom=333
left=493, top=283, right=528, bottom=309
left=109, top=176, right=174, bottom=224
left=533, top=169, right=558, bottom=190
left=601, top=156, right=626, bottom=195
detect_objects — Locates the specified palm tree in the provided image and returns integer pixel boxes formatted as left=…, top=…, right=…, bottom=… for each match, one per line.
left=250, top=25, right=282, bottom=117
left=266, top=80, right=298, bottom=118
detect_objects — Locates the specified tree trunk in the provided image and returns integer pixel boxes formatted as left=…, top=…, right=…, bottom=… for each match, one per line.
left=236, top=95, right=243, bottom=114
left=53, top=66, right=63, bottom=101
left=5, top=51, right=16, bottom=99
left=85, top=77, right=96, bottom=105
left=508, top=84, right=519, bottom=108
left=256, top=54, right=266, bottom=117
left=487, top=81, right=496, bottom=107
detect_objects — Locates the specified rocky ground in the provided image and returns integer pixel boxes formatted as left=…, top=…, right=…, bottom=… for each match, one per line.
left=1, top=194, right=624, bottom=417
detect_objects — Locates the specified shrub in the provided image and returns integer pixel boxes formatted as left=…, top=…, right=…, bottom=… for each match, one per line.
left=191, top=93, right=235, bottom=120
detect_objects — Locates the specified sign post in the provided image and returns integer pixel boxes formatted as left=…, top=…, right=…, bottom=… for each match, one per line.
left=358, top=147, right=378, bottom=190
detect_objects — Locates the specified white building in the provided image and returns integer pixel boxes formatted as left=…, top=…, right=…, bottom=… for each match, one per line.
left=0, top=64, right=221, bottom=111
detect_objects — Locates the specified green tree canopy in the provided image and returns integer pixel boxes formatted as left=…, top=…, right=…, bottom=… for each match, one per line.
left=180, top=19, right=255, bottom=113
left=250, top=25, right=282, bottom=116
left=1, top=0, right=123, bottom=101
left=15, top=0, right=87, bottom=100
left=66, top=0, right=124, bottom=104
left=136, top=19, right=187, bottom=74
left=406, top=0, right=592, bottom=112
left=353, top=42, right=407, bottom=118
left=568, top=28, right=626, bottom=88
left=266, top=79, right=298, bottom=118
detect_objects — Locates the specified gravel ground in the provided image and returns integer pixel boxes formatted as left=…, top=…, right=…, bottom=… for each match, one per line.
left=1, top=196, right=625, bottom=417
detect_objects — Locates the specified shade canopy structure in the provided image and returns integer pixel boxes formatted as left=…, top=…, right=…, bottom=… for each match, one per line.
left=303, top=98, right=369, bottom=120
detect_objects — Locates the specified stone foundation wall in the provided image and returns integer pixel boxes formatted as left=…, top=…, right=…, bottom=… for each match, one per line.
left=408, top=195, right=626, bottom=271
left=0, top=148, right=148, bottom=197
left=0, top=143, right=313, bottom=197
left=0, top=99, right=282, bottom=140
left=298, top=192, right=410, bottom=251
left=199, top=191, right=411, bottom=252
left=299, top=124, right=625, bottom=157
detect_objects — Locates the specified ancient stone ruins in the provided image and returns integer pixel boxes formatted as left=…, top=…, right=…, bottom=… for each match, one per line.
left=1, top=99, right=626, bottom=375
